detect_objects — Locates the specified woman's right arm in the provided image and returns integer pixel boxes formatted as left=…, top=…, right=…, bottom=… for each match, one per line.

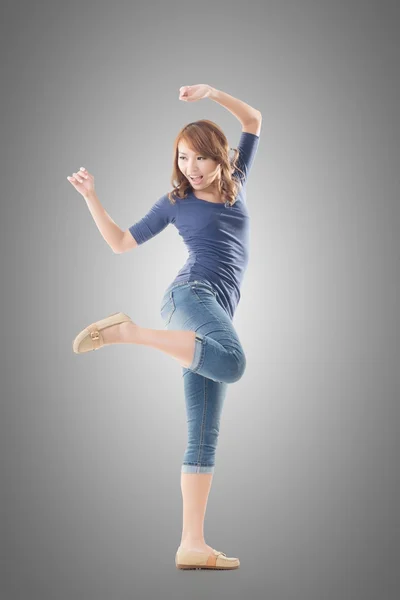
left=67, top=167, right=136, bottom=253
left=83, top=190, right=133, bottom=253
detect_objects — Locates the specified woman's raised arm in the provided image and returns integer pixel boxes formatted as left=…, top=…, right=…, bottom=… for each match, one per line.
left=179, top=84, right=262, bottom=129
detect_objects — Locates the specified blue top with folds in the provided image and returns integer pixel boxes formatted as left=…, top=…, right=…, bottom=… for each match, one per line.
left=129, top=131, right=260, bottom=319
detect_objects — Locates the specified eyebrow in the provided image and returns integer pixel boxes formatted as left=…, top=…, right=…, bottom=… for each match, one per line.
left=178, top=150, right=201, bottom=155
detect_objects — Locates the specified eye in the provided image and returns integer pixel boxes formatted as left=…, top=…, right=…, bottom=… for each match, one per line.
left=178, top=156, right=206, bottom=160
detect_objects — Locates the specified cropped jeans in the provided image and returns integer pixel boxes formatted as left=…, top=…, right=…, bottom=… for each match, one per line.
left=159, top=280, right=246, bottom=474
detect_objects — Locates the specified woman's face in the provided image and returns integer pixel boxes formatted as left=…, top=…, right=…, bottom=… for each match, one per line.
left=177, top=141, right=221, bottom=190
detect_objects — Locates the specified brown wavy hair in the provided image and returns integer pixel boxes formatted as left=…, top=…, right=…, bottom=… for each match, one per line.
left=167, top=119, right=245, bottom=206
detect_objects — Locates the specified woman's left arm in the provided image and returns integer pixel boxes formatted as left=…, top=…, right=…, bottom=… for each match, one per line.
left=207, top=86, right=262, bottom=128
left=179, top=84, right=262, bottom=134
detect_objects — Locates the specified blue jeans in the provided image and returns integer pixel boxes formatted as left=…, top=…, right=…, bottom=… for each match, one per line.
left=160, top=280, right=246, bottom=474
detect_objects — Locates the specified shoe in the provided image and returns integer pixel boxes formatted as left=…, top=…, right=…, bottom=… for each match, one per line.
left=73, top=312, right=132, bottom=354
left=175, top=547, right=240, bottom=570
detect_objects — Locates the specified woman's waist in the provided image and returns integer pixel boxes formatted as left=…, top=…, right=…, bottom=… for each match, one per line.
left=164, top=277, right=215, bottom=296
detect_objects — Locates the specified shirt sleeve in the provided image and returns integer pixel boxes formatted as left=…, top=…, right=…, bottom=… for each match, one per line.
left=233, top=131, right=260, bottom=184
left=129, top=193, right=177, bottom=245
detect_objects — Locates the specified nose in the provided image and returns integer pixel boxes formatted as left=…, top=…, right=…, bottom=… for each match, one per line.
left=187, top=159, right=198, bottom=168
left=188, top=167, right=201, bottom=175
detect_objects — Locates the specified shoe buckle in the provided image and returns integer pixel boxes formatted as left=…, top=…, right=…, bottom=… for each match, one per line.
left=90, top=330, right=100, bottom=341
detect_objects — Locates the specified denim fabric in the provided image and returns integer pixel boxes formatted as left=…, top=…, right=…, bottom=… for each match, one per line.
left=160, top=280, right=246, bottom=474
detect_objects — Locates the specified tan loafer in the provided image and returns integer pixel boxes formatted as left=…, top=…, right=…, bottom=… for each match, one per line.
left=72, top=312, right=132, bottom=354
left=175, top=547, right=240, bottom=570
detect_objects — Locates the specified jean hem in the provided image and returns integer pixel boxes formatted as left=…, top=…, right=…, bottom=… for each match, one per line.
left=181, top=464, right=215, bottom=474
left=188, top=333, right=205, bottom=373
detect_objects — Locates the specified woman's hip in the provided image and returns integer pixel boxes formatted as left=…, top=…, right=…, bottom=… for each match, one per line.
left=160, top=280, right=240, bottom=347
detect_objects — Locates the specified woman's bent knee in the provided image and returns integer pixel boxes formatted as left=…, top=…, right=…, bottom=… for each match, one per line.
left=224, top=351, right=246, bottom=384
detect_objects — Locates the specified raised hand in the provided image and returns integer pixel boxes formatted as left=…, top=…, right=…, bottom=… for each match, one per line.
left=67, top=167, right=95, bottom=198
left=179, top=84, right=211, bottom=102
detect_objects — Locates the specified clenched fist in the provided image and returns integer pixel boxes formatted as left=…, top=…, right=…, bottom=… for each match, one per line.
left=67, top=167, right=95, bottom=198
left=179, top=84, right=212, bottom=102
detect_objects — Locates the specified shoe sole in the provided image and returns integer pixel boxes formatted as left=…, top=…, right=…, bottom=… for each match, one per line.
left=176, top=564, right=239, bottom=570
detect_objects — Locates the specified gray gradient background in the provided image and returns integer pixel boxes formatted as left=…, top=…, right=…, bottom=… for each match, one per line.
left=1, top=0, right=399, bottom=598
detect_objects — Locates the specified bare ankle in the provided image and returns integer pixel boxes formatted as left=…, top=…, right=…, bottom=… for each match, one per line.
left=180, top=538, right=211, bottom=552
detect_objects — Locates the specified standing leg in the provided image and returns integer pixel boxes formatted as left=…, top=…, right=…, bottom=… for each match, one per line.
left=180, top=473, right=214, bottom=552
left=161, top=283, right=235, bottom=554
left=179, top=369, right=228, bottom=552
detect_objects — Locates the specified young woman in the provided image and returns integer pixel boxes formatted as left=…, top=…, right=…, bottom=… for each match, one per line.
left=68, top=84, right=262, bottom=570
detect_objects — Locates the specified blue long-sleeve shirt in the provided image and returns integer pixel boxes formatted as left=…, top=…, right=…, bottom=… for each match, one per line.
left=129, top=131, right=260, bottom=319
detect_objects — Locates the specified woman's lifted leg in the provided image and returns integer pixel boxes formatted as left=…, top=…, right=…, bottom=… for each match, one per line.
left=96, top=316, right=244, bottom=384
left=100, top=321, right=196, bottom=368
